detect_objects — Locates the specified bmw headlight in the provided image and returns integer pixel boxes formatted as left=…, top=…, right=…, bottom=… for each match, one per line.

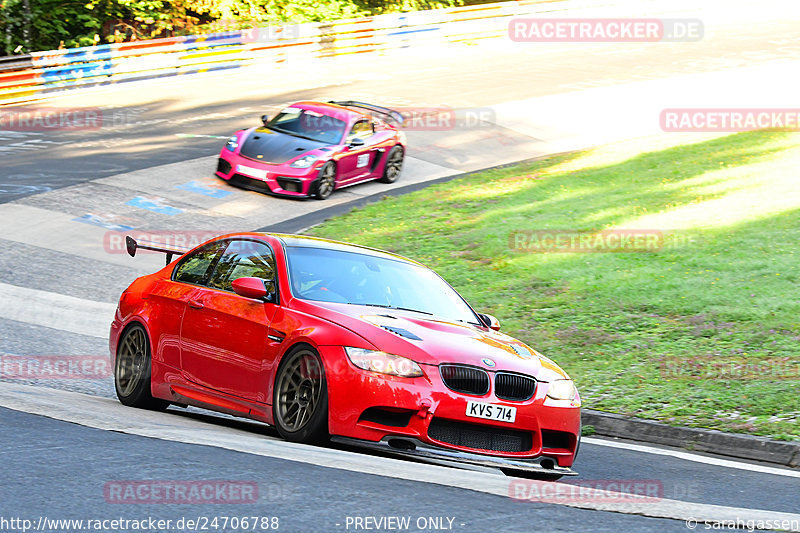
left=344, top=347, right=423, bottom=378
left=290, top=155, right=319, bottom=168
left=224, top=135, right=239, bottom=152
left=546, top=379, right=577, bottom=400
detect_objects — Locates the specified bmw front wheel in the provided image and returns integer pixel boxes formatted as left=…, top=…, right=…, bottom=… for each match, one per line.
left=273, top=345, right=329, bottom=443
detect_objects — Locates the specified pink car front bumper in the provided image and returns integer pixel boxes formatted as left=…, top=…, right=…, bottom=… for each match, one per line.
left=215, top=149, right=324, bottom=198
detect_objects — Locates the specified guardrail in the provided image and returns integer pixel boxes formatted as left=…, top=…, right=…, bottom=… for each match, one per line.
left=0, top=0, right=568, bottom=105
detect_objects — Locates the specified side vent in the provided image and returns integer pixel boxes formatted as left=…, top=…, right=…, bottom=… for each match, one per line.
left=541, top=429, right=574, bottom=450
left=359, top=407, right=414, bottom=427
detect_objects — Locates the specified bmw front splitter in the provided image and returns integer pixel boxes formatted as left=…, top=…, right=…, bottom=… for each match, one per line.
left=331, top=436, right=578, bottom=477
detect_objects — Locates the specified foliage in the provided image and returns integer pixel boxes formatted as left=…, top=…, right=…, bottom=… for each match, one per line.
left=2, top=0, right=102, bottom=53
left=0, top=0, right=462, bottom=54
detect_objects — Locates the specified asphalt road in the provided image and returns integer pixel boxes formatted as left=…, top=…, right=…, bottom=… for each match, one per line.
left=1, top=389, right=799, bottom=533
left=0, top=407, right=697, bottom=533
left=2, top=0, right=800, bottom=531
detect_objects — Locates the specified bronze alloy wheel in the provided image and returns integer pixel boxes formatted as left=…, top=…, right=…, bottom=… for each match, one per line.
left=116, top=326, right=147, bottom=397
left=114, top=324, right=169, bottom=410
left=273, top=346, right=329, bottom=443
left=313, top=162, right=336, bottom=199
left=378, top=145, right=404, bottom=183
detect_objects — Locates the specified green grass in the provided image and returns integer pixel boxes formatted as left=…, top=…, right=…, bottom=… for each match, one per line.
left=309, top=130, right=800, bottom=441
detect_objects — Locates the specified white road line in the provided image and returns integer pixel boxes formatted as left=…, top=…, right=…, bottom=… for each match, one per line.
left=0, top=382, right=798, bottom=530
left=0, top=283, right=115, bottom=339
left=584, top=437, right=800, bottom=479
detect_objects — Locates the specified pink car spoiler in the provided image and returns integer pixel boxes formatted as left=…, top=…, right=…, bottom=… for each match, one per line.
left=328, top=100, right=404, bottom=125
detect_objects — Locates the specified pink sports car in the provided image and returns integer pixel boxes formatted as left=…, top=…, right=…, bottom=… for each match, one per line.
left=215, top=101, right=406, bottom=200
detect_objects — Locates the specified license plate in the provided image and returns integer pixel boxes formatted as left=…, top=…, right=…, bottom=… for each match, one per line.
left=465, top=400, right=516, bottom=423
left=236, top=164, right=268, bottom=181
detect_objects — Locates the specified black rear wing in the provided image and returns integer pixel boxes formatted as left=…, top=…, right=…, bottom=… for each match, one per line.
left=126, top=236, right=188, bottom=265
left=328, top=100, right=404, bottom=125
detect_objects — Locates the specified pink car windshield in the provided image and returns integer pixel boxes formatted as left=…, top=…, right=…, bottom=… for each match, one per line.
left=267, top=107, right=347, bottom=144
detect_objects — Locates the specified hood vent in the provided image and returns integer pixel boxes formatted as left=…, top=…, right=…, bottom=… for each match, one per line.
left=510, top=344, right=532, bottom=358
left=380, top=325, right=422, bottom=341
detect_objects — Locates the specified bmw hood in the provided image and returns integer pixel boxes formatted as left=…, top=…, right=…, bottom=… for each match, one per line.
left=302, top=301, right=569, bottom=382
left=238, top=127, right=329, bottom=164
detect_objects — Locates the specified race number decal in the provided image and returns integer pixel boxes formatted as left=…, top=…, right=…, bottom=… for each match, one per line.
left=356, top=153, right=370, bottom=168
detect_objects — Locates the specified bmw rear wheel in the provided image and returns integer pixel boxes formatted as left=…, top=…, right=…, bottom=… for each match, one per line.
left=114, top=324, right=169, bottom=410
left=378, top=145, right=404, bottom=183
left=313, top=162, right=336, bottom=200
left=273, top=345, right=329, bottom=443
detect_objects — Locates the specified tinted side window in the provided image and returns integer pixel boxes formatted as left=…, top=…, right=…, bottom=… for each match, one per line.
left=347, top=120, right=372, bottom=142
left=173, top=241, right=226, bottom=285
left=207, top=240, right=276, bottom=294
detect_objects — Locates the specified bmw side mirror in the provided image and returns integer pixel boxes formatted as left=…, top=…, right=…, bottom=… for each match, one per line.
left=261, top=114, right=270, bottom=127
left=232, top=277, right=277, bottom=303
left=479, top=313, right=501, bottom=331
left=348, top=138, right=365, bottom=148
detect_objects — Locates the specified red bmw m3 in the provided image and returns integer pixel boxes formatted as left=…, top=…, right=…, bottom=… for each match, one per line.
left=110, top=233, right=581, bottom=478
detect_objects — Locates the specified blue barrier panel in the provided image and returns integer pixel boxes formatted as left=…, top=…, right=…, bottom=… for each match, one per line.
left=40, top=60, right=113, bottom=83
left=387, top=27, right=441, bottom=36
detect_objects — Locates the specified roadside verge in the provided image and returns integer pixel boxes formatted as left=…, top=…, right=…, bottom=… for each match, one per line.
left=583, top=410, right=800, bottom=469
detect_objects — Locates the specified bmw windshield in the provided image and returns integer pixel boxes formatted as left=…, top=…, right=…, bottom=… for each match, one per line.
left=267, top=107, right=347, bottom=144
left=285, top=246, right=481, bottom=325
